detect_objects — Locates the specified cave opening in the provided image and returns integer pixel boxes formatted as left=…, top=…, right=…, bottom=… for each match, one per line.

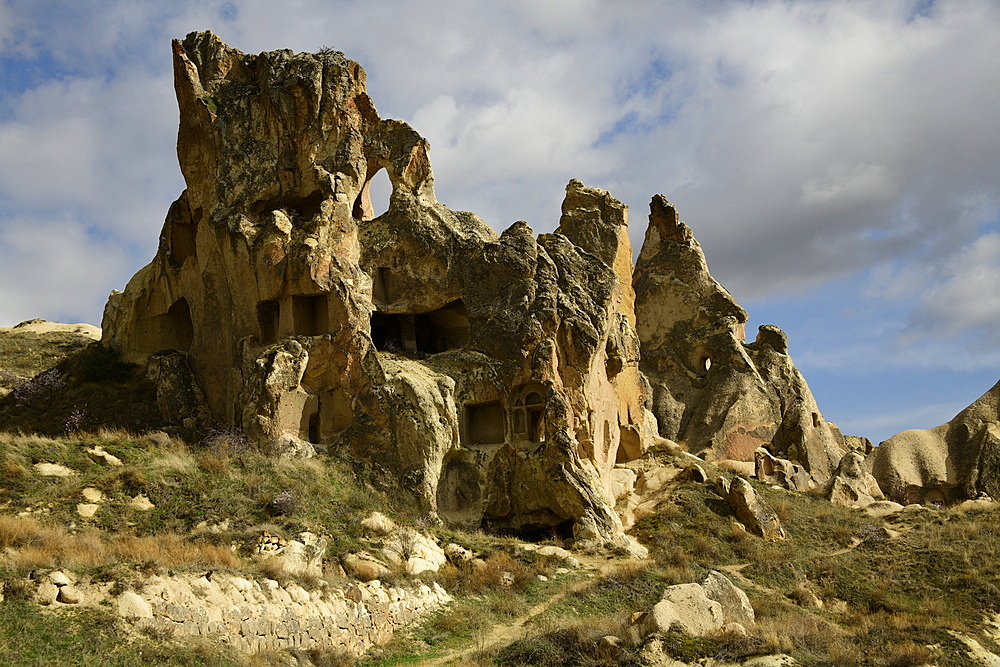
left=370, top=300, right=469, bottom=354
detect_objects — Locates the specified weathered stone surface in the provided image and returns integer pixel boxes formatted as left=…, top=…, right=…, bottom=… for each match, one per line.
left=360, top=511, right=398, bottom=536
left=701, top=570, right=755, bottom=628
left=116, top=591, right=153, bottom=619
left=102, top=32, right=656, bottom=549
left=639, top=583, right=725, bottom=637
left=33, top=462, right=76, bottom=477
left=872, top=380, right=1000, bottom=506
left=254, top=532, right=327, bottom=579
left=822, top=451, right=884, bottom=508
left=755, top=448, right=814, bottom=492
left=342, top=552, right=391, bottom=582
left=727, top=477, right=786, bottom=541
left=633, top=196, right=845, bottom=480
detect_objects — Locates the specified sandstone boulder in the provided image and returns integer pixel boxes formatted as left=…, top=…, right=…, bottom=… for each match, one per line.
left=727, top=477, right=786, bottom=541
left=701, top=570, right=755, bottom=628
left=639, top=583, right=725, bottom=637
left=342, top=552, right=391, bottom=582
left=755, top=448, right=814, bottom=492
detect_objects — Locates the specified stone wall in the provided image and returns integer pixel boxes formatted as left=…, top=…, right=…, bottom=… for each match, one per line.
left=33, top=569, right=450, bottom=657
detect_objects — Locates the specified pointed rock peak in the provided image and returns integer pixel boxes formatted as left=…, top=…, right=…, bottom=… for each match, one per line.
left=648, top=194, right=689, bottom=243
left=752, top=324, right=789, bottom=355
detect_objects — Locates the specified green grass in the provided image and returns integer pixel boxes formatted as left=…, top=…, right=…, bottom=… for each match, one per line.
left=0, top=601, right=236, bottom=665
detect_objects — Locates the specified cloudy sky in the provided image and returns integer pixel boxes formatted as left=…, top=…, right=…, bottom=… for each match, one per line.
left=1, top=0, right=997, bottom=443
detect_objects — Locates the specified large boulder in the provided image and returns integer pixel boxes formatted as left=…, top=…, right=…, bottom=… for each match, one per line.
left=701, top=570, right=755, bottom=629
left=639, top=583, right=725, bottom=637
left=727, top=477, right=786, bottom=541
left=871, top=381, right=1000, bottom=505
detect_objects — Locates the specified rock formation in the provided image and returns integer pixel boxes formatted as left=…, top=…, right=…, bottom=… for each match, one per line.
left=822, top=450, right=884, bottom=508
left=871, top=380, right=1000, bottom=505
left=103, top=31, right=847, bottom=549
left=102, top=32, right=653, bottom=551
left=633, top=197, right=846, bottom=480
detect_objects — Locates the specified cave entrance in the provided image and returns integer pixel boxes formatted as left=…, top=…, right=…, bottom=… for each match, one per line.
left=370, top=300, right=469, bottom=354
left=257, top=300, right=279, bottom=345
left=157, top=298, right=194, bottom=352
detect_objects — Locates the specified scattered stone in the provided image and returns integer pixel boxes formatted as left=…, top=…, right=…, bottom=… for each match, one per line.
left=48, top=571, right=73, bottom=587
left=443, top=543, right=475, bottom=564
left=701, top=570, right=755, bottom=628
left=597, top=635, right=624, bottom=662
left=81, top=487, right=104, bottom=503
left=341, top=552, right=391, bottom=582
left=116, top=591, right=153, bottom=619
left=864, top=500, right=905, bottom=518
left=85, top=446, right=123, bottom=466
left=639, top=583, right=724, bottom=637
left=722, top=621, right=749, bottom=637
left=537, top=575, right=548, bottom=582
left=57, top=586, right=83, bottom=604
left=275, top=432, right=316, bottom=459
left=684, top=464, right=708, bottom=483
left=254, top=532, right=327, bottom=579
left=382, top=529, right=447, bottom=576
left=610, top=467, right=637, bottom=499
left=360, top=511, right=398, bottom=536
left=727, top=477, right=786, bottom=541
left=76, top=503, right=99, bottom=518
left=35, top=582, right=58, bottom=605
left=33, top=462, right=76, bottom=477
left=129, top=494, right=155, bottom=510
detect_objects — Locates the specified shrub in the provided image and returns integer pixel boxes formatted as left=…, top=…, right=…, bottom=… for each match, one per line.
left=80, top=345, right=136, bottom=383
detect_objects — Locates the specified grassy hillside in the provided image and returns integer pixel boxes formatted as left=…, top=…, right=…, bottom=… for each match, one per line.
left=1, top=332, right=998, bottom=666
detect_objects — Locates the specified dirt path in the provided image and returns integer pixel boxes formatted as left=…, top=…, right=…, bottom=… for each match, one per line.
left=421, top=555, right=650, bottom=666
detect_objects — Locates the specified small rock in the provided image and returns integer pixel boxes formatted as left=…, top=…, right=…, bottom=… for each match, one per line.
left=76, top=503, right=99, bottom=518
left=57, top=586, right=83, bottom=604
left=86, top=446, right=123, bottom=466
left=129, top=494, right=155, bottom=511
left=33, top=462, right=76, bottom=477
left=444, top=543, right=475, bottom=563
left=341, top=551, right=391, bottom=582
left=36, top=582, right=58, bottom=605
left=346, top=586, right=364, bottom=603
left=360, top=511, right=397, bottom=536
left=722, top=621, right=749, bottom=636
left=727, top=477, right=786, bottom=541
left=640, top=583, right=724, bottom=637
left=116, top=591, right=153, bottom=619
left=864, top=500, right=905, bottom=518
left=597, top=635, right=623, bottom=662
left=81, top=487, right=104, bottom=503
left=685, top=464, right=708, bottom=483
left=702, top=571, right=755, bottom=628
left=537, top=575, right=548, bottom=582
left=48, top=570, right=72, bottom=587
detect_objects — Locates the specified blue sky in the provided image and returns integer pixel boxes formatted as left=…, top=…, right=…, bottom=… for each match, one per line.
left=0, top=0, right=997, bottom=444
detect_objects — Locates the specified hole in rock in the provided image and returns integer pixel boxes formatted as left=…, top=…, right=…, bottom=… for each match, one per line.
left=464, top=401, right=505, bottom=446
left=811, top=412, right=820, bottom=428
left=353, top=168, right=392, bottom=221
left=157, top=298, right=194, bottom=352
left=169, top=222, right=197, bottom=268
left=483, top=518, right=575, bottom=543
left=369, top=300, right=469, bottom=354
left=511, top=384, right=546, bottom=443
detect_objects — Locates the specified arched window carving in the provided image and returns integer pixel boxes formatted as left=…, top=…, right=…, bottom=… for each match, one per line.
left=511, top=384, right=546, bottom=443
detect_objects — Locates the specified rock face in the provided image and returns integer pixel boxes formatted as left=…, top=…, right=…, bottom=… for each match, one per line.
left=823, top=451, right=884, bottom=508
left=633, top=197, right=846, bottom=481
left=871, top=381, right=1000, bottom=505
left=102, top=32, right=653, bottom=548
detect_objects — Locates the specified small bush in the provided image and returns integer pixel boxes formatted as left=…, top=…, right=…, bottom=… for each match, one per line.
left=79, top=345, right=136, bottom=383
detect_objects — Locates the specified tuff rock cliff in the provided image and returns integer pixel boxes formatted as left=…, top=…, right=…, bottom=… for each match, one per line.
left=872, top=380, right=1000, bottom=505
left=103, top=32, right=848, bottom=548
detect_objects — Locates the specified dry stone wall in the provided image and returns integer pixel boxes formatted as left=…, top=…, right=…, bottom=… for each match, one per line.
left=34, top=569, right=449, bottom=657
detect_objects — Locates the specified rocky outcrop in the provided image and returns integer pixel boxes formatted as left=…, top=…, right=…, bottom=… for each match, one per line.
left=102, top=32, right=654, bottom=549
left=633, top=197, right=846, bottom=481
left=822, top=451, right=884, bottom=508
left=871, top=381, right=1000, bottom=505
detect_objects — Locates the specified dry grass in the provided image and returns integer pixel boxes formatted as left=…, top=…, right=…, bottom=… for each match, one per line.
left=0, top=514, right=240, bottom=571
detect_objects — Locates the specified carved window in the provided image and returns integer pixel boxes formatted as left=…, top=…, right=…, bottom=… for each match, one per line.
left=511, top=385, right=546, bottom=443
left=465, top=401, right=505, bottom=446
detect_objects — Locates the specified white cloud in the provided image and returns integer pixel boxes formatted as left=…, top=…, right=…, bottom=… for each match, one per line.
left=0, top=215, right=132, bottom=326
